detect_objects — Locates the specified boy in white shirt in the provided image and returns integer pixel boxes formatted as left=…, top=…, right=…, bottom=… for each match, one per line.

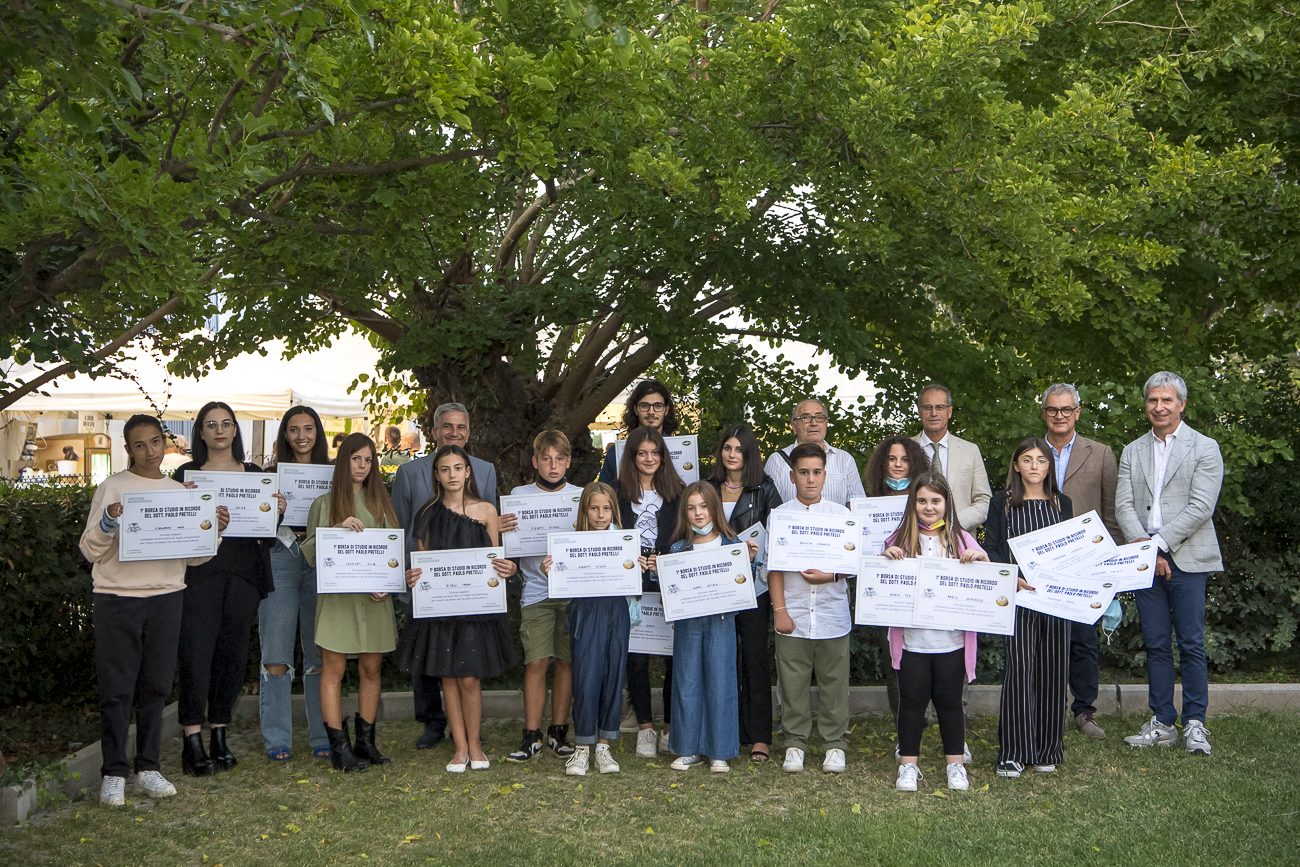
left=769, top=443, right=852, bottom=774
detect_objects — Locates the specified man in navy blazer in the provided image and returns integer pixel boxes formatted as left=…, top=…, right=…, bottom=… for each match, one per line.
left=390, top=402, right=499, bottom=750
left=1115, top=372, right=1223, bottom=756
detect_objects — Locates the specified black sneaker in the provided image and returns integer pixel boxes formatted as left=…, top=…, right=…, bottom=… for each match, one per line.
left=507, top=728, right=544, bottom=762
left=548, top=724, right=576, bottom=758
left=996, top=761, right=1025, bottom=778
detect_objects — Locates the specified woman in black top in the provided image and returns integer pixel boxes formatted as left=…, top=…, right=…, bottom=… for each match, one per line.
left=173, top=401, right=282, bottom=776
left=984, top=437, right=1074, bottom=778
left=707, top=424, right=781, bottom=762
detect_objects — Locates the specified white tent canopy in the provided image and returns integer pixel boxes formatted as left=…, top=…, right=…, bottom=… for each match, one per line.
left=5, top=331, right=381, bottom=420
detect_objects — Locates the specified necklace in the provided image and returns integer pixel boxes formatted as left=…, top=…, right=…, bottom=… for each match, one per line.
left=723, top=481, right=743, bottom=489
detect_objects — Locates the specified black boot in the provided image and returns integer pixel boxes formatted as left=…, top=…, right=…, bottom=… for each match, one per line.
left=353, top=714, right=391, bottom=766
left=209, top=726, right=238, bottom=770
left=182, top=732, right=217, bottom=777
left=548, top=724, right=576, bottom=758
left=325, top=720, right=370, bottom=773
left=415, top=721, right=446, bottom=750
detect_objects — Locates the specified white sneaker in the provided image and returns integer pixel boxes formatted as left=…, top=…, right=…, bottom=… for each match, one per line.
left=658, top=730, right=675, bottom=756
left=782, top=747, right=805, bottom=773
left=670, top=754, right=703, bottom=771
left=963, top=742, right=972, bottom=763
left=635, top=729, right=657, bottom=757
left=896, top=762, right=922, bottom=792
left=1124, top=716, right=1178, bottom=748
left=100, top=775, right=126, bottom=807
left=710, top=759, right=729, bottom=774
left=946, top=762, right=969, bottom=791
left=593, top=744, right=620, bottom=774
left=822, top=748, right=846, bottom=774
left=566, top=745, right=590, bottom=776
left=1183, top=720, right=1212, bottom=756
left=134, top=770, right=176, bottom=798
left=1033, top=764, right=1056, bottom=774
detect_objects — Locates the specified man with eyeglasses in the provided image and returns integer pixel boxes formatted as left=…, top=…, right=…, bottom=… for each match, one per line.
left=911, top=384, right=991, bottom=530
left=1039, top=383, right=1121, bottom=739
left=598, top=379, right=679, bottom=486
left=764, top=399, right=866, bottom=506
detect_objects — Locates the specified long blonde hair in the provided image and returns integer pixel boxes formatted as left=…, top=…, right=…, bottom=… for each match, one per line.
left=885, top=471, right=967, bottom=558
left=575, top=482, right=621, bottom=531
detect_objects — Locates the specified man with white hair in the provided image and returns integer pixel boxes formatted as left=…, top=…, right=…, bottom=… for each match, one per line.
left=912, top=383, right=991, bottom=530
left=1116, top=372, right=1223, bottom=756
left=764, top=399, right=866, bottom=505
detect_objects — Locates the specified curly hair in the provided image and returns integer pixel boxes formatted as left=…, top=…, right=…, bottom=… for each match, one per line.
left=619, top=379, right=678, bottom=436
left=862, top=436, right=931, bottom=497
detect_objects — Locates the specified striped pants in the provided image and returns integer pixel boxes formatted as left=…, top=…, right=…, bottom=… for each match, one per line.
left=998, top=607, right=1070, bottom=766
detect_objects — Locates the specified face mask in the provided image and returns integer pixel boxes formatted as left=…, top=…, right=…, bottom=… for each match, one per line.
left=536, top=475, right=568, bottom=491
left=691, top=521, right=715, bottom=536
left=886, top=476, right=911, bottom=491
left=918, top=518, right=945, bottom=531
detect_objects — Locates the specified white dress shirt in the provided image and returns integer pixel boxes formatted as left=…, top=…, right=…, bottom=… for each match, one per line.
left=772, top=498, right=852, bottom=640
left=1147, top=423, right=1181, bottom=551
left=765, top=442, right=866, bottom=506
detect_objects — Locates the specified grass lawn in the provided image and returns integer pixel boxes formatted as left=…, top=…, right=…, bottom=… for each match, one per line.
left=3, top=711, right=1297, bottom=867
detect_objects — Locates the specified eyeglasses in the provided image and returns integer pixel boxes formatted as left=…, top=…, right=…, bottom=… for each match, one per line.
left=918, top=404, right=950, bottom=413
left=636, top=402, right=667, bottom=413
left=794, top=414, right=828, bottom=424
left=1019, top=457, right=1050, bottom=467
left=1043, top=406, right=1079, bottom=417
left=203, top=420, right=236, bottom=432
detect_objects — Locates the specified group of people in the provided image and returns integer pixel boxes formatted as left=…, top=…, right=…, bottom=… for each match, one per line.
left=80, top=369, right=1223, bottom=805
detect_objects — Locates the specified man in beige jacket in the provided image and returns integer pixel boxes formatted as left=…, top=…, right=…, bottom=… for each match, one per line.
left=912, top=383, right=991, bottom=530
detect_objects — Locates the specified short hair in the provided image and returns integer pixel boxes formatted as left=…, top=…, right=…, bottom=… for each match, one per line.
left=788, top=442, right=826, bottom=467
left=1041, top=383, right=1081, bottom=407
left=532, top=430, right=572, bottom=459
left=384, top=425, right=403, bottom=447
left=790, top=398, right=826, bottom=423
left=620, top=379, right=679, bottom=436
left=862, top=436, right=931, bottom=497
left=708, top=424, right=765, bottom=488
left=917, top=382, right=952, bottom=405
left=1143, top=371, right=1187, bottom=403
left=432, top=402, right=470, bottom=430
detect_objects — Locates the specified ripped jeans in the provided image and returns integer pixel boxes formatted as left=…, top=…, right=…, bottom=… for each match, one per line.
left=259, top=540, right=327, bottom=752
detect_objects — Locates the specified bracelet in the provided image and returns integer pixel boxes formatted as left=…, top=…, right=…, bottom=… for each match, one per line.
left=773, top=606, right=787, bottom=611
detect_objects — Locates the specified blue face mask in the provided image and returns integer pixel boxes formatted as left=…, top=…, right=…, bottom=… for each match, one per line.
left=691, top=521, right=715, bottom=536
left=886, top=476, right=911, bottom=491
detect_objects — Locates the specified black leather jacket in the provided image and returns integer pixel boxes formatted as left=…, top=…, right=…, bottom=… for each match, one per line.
left=709, top=474, right=784, bottom=535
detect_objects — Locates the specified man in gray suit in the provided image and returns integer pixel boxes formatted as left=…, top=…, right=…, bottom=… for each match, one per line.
left=1042, top=383, right=1121, bottom=740
left=913, top=383, right=991, bottom=530
left=1116, top=372, right=1223, bottom=756
left=390, top=402, right=499, bottom=749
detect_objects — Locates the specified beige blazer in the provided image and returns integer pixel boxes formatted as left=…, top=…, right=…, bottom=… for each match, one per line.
left=1059, top=434, right=1122, bottom=542
left=914, top=432, right=992, bottom=530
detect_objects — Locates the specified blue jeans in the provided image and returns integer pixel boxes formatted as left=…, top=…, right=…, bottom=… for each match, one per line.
left=1134, top=561, right=1208, bottom=725
left=669, top=614, right=740, bottom=761
left=566, top=597, right=630, bottom=745
left=259, top=540, right=327, bottom=752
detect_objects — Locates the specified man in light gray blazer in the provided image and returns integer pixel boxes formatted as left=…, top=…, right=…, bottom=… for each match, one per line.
left=1116, top=372, right=1223, bottom=756
left=913, top=383, right=992, bottom=530
left=390, top=402, right=498, bottom=750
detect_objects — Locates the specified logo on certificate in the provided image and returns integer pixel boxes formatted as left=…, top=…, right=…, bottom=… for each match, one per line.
left=200, top=493, right=213, bottom=500
left=387, top=534, right=399, bottom=540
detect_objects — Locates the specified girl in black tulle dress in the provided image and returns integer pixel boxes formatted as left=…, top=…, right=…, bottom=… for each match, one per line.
left=398, top=445, right=517, bottom=772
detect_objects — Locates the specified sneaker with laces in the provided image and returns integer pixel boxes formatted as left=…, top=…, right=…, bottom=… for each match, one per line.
left=670, top=754, right=703, bottom=770
left=566, top=745, right=590, bottom=776
left=1183, top=720, right=1212, bottom=756
left=896, top=762, right=922, bottom=792
left=1124, top=716, right=1178, bottom=748
left=946, top=762, right=969, bottom=791
left=782, top=747, right=805, bottom=773
left=100, top=775, right=126, bottom=807
left=710, top=759, right=730, bottom=773
left=1033, top=764, right=1056, bottom=773
left=822, top=748, right=846, bottom=774
left=1075, top=712, right=1106, bottom=739
left=658, top=730, right=675, bottom=756
left=996, top=761, right=1024, bottom=778
left=506, top=728, right=544, bottom=762
left=635, top=728, right=657, bottom=757
left=134, top=770, right=177, bottom=798
left=593, top=744, right=621, bottom=774
left=547, top=724, right=576, bottom=758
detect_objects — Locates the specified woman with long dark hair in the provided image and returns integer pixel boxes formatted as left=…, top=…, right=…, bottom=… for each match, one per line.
left=173, top=401, right=282, bottom=776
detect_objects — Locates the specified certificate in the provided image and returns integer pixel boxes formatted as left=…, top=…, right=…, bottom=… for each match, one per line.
left=766, top=510, right=861, bottom=575
left=118, top=488, right=219, bottom=562
left=849, top=496, right=909, bottom=556
left=186, top=471, right=279, bottom=538
left=614, top=435, right=700, bottom=483
left=1077, top=541, right=1157, bottom=593
left=1016, top=569, right=1117, bottom=625
left=657, top=544, right=757, bottom=622
left=278, top=464, right=334, bottom=526
left=738, top=522, right=767, bottom=566
left=913, top=558, right=1019, bottom=636
left=1006, top=510, right=1118, bottom=581
left=500, top=492, right=581, bottom=558
left=854, top=556, right=919, bottom=628
left=629, top=592, right=674, bottom=656
left=316, top=528, right=406, bottom=593
left=547, top=530, right=642, bottom=598
left=410, top=547, right=507, bottom=618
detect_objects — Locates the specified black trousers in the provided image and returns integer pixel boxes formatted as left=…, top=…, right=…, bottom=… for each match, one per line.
left=735, top=592, right=772, bottom=745
left=627, top=654, right=672, bottom=725
left=896, top=648, right=966, bottom=757
left=94, top=591, right=184, bottom=777
left=177, top=572, right=261, bottom=726
left=1069, top=619, right=1100, bottom=716
left=878, top=626, right=899, bottom=723
left=413, top=674, right=447, bottom=726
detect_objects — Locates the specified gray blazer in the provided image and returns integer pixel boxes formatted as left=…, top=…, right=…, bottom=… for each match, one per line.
left=390, top=453, right=498, bottom=553
left=913, top=431, right=992, bottom=530
left=1115, top=422, right=1223, bottom=573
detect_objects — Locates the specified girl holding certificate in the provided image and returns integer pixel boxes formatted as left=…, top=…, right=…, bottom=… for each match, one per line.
left=618, top=426, right=685, bottom=757
left=173, top=402, right=282, bottom=776
left=983, top=438, right=1074, bottom=778
left=396, top=445, right=518, bottom=773
left=259, top=405, right=332, bottom=763
left=883, top=471, right=988, bottom=792
left=301, top=433, right=401, bottom=773
left=707, top=424, right=781, bottom=763
left=665, top=482, right=756, bottom=773
left=540, top=482, right=631, bottom=776
left=80, top=414, right=229, bottom=806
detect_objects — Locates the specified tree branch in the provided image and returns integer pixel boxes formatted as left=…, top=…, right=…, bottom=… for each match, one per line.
left=208, top=52, right=267, bottom=149
left=554, top=313, right=624, bottom=408
left=256, top=97, right=420, bottom=141
left=314, top=292, right=406, bottom=344
left=248, top=149, right=495, bottom=197
left=495, top=171, right=592, bottom=273
left=1, top=92, right=57, bottom=153
left=101, top=0, right=303, bottom=42
left=228, top=201, right=374, bottom=235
